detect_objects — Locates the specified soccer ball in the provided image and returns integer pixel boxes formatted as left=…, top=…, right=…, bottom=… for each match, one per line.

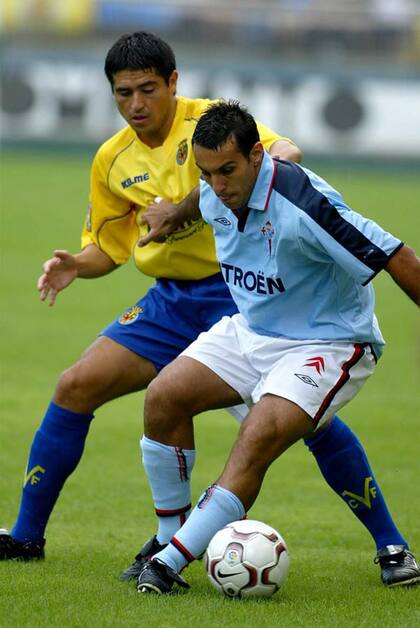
left=204, top=519, right=289, bottom=598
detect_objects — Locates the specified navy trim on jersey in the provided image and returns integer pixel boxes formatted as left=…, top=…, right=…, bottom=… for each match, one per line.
left=237, top=206, right=251, bottom=232
left=361, top=240, right=404, bottom=286
left=273, top=161, right=391, bottom=274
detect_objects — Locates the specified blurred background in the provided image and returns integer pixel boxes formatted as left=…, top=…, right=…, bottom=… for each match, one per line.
left=1, top=0, right=420, bottom=161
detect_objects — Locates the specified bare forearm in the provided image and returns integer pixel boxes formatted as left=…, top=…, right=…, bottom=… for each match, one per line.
left=174, top=186, right=201, bottom=224
left=74, top=244, right=117, bottom=278
left=385, top=244, right=420, bottom=306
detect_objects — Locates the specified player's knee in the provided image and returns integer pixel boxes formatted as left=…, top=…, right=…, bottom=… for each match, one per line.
left=54, top=362, right=99, bottom=410
left=145, top=376, right=184, bottom=417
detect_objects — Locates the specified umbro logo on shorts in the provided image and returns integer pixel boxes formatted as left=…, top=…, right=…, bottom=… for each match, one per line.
left=294, top=373, right=318, bottom=387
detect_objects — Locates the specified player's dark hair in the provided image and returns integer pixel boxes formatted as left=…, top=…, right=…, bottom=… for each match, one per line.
left=104, top=31, right=176, bottom=87
left=192, top=100, right=260, bottom=157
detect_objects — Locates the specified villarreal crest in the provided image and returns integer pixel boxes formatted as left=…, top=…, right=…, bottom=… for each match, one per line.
left=119, top=305, right=143, bottom=325
left=176, top=138, right=188, bottom=165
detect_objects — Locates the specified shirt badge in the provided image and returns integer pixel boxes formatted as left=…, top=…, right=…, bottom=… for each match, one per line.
left=119, top=306, right=143, bottom=325
left=261, top=220, right=274, bottom=255
left=176, top=138, right=188, bottom=165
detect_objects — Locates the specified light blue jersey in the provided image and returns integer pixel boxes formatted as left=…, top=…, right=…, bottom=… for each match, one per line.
left=199, top=151, right=402, bottom=357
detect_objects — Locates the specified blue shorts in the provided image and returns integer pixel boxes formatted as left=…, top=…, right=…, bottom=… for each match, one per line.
left=101, top=273, right=238, bottom=371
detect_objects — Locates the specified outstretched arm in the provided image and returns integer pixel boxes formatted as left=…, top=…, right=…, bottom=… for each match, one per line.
left=384, top=244, right=420, bottom=306
left=37, top=244, right=117, bottom=306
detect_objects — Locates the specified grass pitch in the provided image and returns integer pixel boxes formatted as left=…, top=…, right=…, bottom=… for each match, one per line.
left=0, top=152, right=419, bottom=627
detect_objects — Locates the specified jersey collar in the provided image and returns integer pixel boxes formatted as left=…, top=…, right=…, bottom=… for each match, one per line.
left=247, top=150, right=276, bottom=212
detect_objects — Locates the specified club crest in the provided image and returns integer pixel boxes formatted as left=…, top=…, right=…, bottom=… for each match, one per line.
left=176, top=138, right=188, bottom=165
left=119, top=305, right=143, bottom=325
left=261, top=220, right=274, bottom=238
left=261, top=220, right=274, bottom=255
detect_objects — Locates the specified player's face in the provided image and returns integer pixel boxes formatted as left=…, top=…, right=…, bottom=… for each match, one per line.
left=112, top=68, right=178, bottom=145
left=194, top=137, right=264, bottom=210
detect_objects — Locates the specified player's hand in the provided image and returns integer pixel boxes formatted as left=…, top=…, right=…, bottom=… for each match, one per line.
left=37, top=249, right=78, bottom=306
left=138, top=198, right=180, bottom=247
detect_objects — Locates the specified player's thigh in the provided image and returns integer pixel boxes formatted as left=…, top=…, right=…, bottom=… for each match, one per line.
left=57, top=336, right=157, bottom=403
left=82, top=336, right=157, bottom=387
left=146, top=355, right=244, bottom=418
left=180, top=315, right=260, bottom=407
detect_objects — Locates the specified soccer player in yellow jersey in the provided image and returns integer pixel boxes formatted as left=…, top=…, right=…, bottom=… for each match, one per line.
left=0, top=33, right=411, bottom=589
left=0, top=31, right=299, bottom=563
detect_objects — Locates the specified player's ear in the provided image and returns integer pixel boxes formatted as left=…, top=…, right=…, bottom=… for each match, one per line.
left=250, top=142, right=264, bottom=167
left=168, top=70, right=178, bottom=96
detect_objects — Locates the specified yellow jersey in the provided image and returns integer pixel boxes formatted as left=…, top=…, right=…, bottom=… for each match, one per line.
left=82, top=96, right=286, bottom=280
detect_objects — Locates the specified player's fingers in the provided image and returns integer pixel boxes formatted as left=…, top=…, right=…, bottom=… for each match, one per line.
left=138, top=230, right=167, bottom=247
left=47, top=288, right=58, bottom=306
left=139, top=214, right=147, bottom=225
left=39, top=283, right=50, bottom=302
left=37, top=274, right=47, bottom=291
left=137, top=228, right=157, bottom=246
left=43, top=259, right=57, bottom=273
left=137, top=233, right=153, bottom=247
left=53, top=249, right=70, bottom=259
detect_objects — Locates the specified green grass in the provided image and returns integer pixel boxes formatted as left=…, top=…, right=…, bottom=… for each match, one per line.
left=0, top=152, right=419, bottom=627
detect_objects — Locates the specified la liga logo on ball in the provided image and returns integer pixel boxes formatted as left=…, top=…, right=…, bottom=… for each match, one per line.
left=204, top=519, right=289, bottom=598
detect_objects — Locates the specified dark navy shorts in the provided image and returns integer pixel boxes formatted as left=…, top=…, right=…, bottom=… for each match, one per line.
left=100, top=273, right=238, bottom=371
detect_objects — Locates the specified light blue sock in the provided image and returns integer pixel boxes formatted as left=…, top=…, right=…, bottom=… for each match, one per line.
left=12, top=401, right=94, bottom=543
left=141, top=436, right=195, bottom=544
left=154, top=484, right=245, bottom=573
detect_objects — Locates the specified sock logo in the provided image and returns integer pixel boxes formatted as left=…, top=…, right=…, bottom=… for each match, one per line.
left=24, top=465, right=46, bottom=487
left=197, top=483, right=217, bottom=509
left=341, top=476, right=377, bottom=509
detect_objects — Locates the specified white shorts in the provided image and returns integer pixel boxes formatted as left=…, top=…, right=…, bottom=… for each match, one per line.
left=181, top=314, right=376, bottom=430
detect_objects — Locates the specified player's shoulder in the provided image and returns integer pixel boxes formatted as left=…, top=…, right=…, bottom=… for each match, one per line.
left=272, top=159, right=344, bottom=212
left=272, top=159, right=307, bottom=201
left=93, top=126, right=136, bottom=166
left=178, top=96, right=216, bottom=121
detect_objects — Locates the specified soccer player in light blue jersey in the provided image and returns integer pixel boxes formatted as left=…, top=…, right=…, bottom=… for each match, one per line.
left=137, top=101, right=420, bottom=594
